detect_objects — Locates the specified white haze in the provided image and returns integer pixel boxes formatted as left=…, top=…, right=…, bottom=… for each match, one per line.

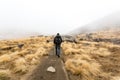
left=0, top=0, right=120, bottom=39
left=71, top=12, right=120, bottom=34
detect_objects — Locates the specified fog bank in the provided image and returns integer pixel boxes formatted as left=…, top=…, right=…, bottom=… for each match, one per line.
left=0, top=0, right=120, bottom=39
left=71, top=12, right=120, bottom=35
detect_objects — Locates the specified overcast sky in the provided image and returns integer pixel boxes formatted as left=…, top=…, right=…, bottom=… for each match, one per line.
left=0, top=0, right=120, bottom=36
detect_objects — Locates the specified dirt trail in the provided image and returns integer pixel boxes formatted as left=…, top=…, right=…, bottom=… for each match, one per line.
left=26, top=49, right=69, bottom=80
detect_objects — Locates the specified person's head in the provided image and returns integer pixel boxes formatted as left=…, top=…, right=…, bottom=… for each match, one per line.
left=57, top=33, right=60, bottom=36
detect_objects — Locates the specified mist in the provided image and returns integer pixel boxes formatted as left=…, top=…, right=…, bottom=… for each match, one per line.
left=71, top=12, right=120, bottom=34
left=0, top=0, right=120, bottom=39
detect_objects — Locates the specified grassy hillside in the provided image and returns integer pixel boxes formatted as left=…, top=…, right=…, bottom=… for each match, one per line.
left=0, top=28, right=120, bottom=80
left=62, top=28, right=120, bottom=80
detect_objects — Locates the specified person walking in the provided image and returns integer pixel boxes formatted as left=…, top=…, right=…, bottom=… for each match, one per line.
left=54, top=33, right=63, bottom=57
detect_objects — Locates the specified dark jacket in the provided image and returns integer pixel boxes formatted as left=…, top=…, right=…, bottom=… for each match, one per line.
left=54, top=35, right=62, bottom=45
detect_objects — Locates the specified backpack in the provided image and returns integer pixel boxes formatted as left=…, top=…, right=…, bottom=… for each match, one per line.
left=55, top=37, right=62, bottom=44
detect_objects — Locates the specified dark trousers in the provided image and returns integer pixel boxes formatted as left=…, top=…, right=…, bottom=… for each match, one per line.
left=55, top=45, right=60, bottom=55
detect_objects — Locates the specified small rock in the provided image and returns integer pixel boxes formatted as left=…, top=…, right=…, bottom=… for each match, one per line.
left=47, top=66, right=56, bottom=73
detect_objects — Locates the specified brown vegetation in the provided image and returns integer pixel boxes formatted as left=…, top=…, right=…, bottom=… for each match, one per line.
left=62, top=29, right=120, bottom=80
left=0, top=28, right=120, bottom=80
left=0, top=36, right=53, bottom=80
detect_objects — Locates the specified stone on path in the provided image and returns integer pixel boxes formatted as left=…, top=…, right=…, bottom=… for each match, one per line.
left=47, top=66, right=56, bottom=73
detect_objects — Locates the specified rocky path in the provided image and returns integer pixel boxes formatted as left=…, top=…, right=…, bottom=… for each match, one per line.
left=27, top=49, right=69, bottom=80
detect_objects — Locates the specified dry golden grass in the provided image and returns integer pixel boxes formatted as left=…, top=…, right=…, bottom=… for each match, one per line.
left=0, top=36, right=53, bottom=79
left=0, top=31, right=120, bottom=80
left=112, top=76, right=120, bottom=80
left=92, top=47, right=111, bottom=57
left=62, top=41, right=111, bottom=56
left=30, top=58, right=39, bottom=65
left=0, top=54, right=11, bottom=64
left=65, top=54, right=101, bottom=80
left=13, top=58, right=27, bottom=74
left=0, top=70, right=11, bottom=80
left=62, top=38, right=120, bottom=80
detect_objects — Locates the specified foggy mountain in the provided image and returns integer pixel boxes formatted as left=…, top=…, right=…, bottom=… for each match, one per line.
left=71, top=12, right=120, bottom=35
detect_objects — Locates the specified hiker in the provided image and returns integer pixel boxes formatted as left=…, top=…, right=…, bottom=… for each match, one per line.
left=54, top=33, right=63, bottom=57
